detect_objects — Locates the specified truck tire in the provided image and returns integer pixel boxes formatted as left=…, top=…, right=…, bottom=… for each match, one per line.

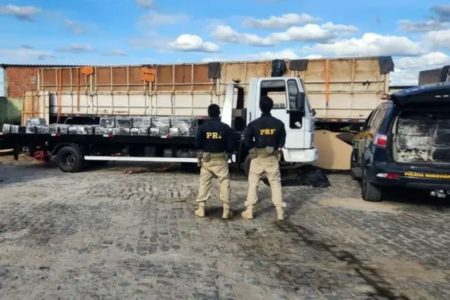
left=350, top=151, right=361, bottom=180
left=242, top=155, right=251, bottom=177
left=57, top=145, right=84, bottom=173
left=361, top=168, right=382, bottom=202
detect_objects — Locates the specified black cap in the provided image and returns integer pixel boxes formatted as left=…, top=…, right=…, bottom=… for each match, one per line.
left=260, top=96, right=273, bottom=113
left=208, top=104, right=220, bottom=118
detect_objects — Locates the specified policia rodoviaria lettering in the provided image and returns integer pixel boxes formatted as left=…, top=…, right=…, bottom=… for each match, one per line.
left=241, top=96, right=287, bottom=221
left=195, top=104, right=234, bottom=219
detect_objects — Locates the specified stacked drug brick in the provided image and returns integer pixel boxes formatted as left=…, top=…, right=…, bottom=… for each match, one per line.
left=2, top=116, right=198, bottom=137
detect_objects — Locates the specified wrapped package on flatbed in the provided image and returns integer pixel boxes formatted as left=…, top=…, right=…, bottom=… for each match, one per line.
left=171, top=117, right=197, bottom=136
left=150, top=117, right=170, bottom=136
left=68, top=125, right=94, bottom=135
left=132, top=117, right=152, bottom=128
left=26, top=117, right=47, bottom=134
left=1, top=124, right=10, bottom=133
left=130, top=128, right=149, bottom=136
left=99, top=117, right=115, bottom=128
left=115, top=117, right=133, bottom=128
left=37, top=126, right=50, bottom=134
left=95, top=127, right=114, bottom=135
left=26, top=118, right=46, bottom=127
left=113, top=128, right=131, bottom=135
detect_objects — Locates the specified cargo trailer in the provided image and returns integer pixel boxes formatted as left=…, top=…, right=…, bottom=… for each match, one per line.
left=0, top=77, right=317, bottom=172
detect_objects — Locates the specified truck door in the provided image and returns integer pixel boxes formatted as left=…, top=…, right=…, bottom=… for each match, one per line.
left=257, top=79, right=308, bottom=149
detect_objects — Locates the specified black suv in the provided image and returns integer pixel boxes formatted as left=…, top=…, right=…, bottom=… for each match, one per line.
left=351, top=83, right=450, bottom=201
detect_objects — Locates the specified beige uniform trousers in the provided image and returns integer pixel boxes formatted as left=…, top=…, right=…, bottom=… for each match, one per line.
left=245, top=154, right=285, bottom=208
left=196, top=158, right=231, bottom=205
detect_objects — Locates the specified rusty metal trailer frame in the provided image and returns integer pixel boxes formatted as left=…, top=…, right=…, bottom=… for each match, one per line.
left=18, top=57, right=390, bottom=125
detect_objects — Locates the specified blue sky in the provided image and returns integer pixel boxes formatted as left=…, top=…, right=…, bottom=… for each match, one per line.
left=0, top=0, right=449, bottom=86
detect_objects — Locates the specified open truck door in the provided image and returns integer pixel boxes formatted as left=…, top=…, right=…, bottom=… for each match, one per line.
left=247, top=77, right=317, bottom=164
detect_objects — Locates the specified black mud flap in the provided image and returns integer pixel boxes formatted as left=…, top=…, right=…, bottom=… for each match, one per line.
left=263, top=165, right=331, bottom=187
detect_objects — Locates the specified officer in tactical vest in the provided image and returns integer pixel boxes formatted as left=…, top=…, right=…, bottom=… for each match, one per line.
left=195, top=104, right=234, bottom=219
left=241, top=96, right=287, bottom=221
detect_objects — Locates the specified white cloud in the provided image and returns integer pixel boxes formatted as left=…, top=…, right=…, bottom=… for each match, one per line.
left=308, top=33, right=423, bottom=57
left=57, top=44, right=94, bottom=54
left=213, top=25, right=274, bottom=46
left=213, top=23, right=359, bottom=46
left=64, top=19, right=85, bottom=35
left=0, top=46, right=55, bottom=62
left=321, top=22, right=358, bottom=33
left=251, top=49, right=300, bottom=60
left=399, top=19, right=449, bottom=33
left=202, top=49, right=323, bottom=63
left=244, top=13, right=318, bottom=29
left=170, top=34, right=219, bottom=52
left=391, top=52, right=450, bottom=85
left=0, top=4, right=40, bottom=22
left=136, top=0, right=154, bottom=9
left=139, top=12, right=189, bottom=25
left=270, top=24, right=335, bottom=43
left=425, top=29, right=450, bottom=50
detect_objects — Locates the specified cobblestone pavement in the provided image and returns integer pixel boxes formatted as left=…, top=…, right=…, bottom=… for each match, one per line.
left=0, top=157, right=449, bottom=299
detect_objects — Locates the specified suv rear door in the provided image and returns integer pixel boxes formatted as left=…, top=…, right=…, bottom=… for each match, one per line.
left=354, top=103, right=389, bottom=164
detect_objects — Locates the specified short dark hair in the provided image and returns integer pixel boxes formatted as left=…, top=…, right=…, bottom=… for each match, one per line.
left=260, top=96, right=273, bottom=113
left=208, top=104, right=220, bottom=118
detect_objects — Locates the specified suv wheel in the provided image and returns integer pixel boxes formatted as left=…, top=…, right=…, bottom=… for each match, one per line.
left=361, top=168, right=382, bottom=201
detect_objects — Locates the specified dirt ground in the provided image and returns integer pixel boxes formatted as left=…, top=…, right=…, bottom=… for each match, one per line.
left=0, top=156, right=449, bottom=299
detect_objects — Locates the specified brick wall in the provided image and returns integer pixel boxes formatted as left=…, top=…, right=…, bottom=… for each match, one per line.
left=4, top=67, right=38, bottom=97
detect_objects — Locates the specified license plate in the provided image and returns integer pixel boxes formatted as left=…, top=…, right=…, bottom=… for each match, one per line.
left=404, top=171, right=450, bottom=180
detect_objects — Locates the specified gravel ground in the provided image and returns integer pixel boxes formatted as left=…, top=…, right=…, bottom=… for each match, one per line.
left=0, top=156, right=449, bottom=300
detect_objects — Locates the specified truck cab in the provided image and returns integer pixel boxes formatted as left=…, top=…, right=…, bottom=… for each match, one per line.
left=222, top=77, right=318, bottom=164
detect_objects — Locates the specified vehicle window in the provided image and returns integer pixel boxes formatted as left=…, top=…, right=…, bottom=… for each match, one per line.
left=287, top=79, right=299, bottom=110
left=362, top=111, right=374, bottom=130
left=261, top=80, right=287, bottom=109
left=370, top=106, right=387, bottom=132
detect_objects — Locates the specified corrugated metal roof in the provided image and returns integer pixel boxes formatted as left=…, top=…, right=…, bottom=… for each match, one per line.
left=0, top=63, right=161, bottom=68
left=0, top=64, right=83, bottom=68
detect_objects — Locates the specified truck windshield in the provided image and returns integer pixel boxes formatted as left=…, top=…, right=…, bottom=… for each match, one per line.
left=261, top=80, right=287, bottom=109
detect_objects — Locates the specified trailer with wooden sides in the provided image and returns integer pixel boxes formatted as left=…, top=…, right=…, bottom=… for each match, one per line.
left=1, top=56, right=393, bottom=170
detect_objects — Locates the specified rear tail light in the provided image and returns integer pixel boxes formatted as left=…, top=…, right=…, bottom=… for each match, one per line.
left=374, top=134, right=388, bottom=148
left=376, top=173, right=400, bottom=180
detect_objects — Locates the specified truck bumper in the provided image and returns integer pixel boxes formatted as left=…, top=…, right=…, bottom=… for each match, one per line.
left=283, top=148, right=318, bottom=164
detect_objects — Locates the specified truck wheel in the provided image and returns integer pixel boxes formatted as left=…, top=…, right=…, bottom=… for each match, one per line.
left=57, top=146, right=84, bottom=173
left=361, top=168, right=382, bottom=202
left=350, top=151, right=361, bottom=180
left=242, top=155, right=251, bottom=177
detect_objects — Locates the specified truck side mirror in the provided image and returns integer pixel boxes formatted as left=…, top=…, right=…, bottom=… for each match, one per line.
left=311, top=108, right=316, bottom=117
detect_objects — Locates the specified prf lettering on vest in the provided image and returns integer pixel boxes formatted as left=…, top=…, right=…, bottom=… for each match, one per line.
left=206, top=131, right=222, bottom=139
left=259, top=128, right=276, bottom=135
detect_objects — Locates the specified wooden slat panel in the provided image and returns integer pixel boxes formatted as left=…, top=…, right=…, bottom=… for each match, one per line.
left=96, top=67, right=111, bottom=91
left=193, top=64, right=212, bottom=91
left=42, top=69, right=57, bottom=90
left=112, top=67, right=127, bottom=91
left=61, top=68, right=72, bottom=91
left=156, top=65, right=174, bottom=91
left=174, top=65, right=192, bottom=91
left=129, top=67, right=144, bottom=91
